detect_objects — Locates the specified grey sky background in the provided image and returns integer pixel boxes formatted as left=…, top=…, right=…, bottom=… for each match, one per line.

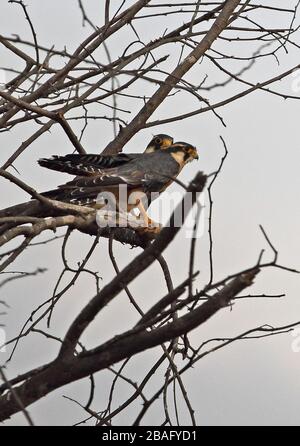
left=1, top=0, right=300, bottom=425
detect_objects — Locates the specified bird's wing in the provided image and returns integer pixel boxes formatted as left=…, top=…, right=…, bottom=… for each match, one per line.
left=38, top=153, right=142, bottom=176
left=41, top=152, right=180, bottom=205
left=41, top=163, right=148, bottom=204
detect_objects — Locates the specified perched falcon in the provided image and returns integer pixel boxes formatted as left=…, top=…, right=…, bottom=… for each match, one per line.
left=38, top=141, right=198, bottom=232
left=38, top=134, right=174, bottom=177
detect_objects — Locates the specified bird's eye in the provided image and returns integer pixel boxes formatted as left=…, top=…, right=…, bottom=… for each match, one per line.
left=155, top=137, right=162, bottom=144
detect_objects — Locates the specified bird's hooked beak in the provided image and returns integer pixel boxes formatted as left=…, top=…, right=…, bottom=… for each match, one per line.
left=189, top=146, right=199, bottom=161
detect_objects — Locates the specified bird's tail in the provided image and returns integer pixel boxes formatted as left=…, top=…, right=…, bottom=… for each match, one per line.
left=39, top=186, right=99, bottom=206
left=38, top=153, right=130, bottom=176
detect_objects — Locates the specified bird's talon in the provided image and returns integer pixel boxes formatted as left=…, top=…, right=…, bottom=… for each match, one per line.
left=136, top=222, right=162, bottom=234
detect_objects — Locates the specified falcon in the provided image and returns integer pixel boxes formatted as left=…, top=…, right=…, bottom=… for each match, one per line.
left=38, top=140, right=198, bottom=232
left=38, top=134, right=174, bottom=176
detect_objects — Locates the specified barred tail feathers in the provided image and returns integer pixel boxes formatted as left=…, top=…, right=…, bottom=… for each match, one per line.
left=38, top=153, right=132, bottom=176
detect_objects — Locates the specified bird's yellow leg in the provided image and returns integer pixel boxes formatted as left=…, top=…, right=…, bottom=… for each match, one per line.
left=136, top=200, right=161, bottom=233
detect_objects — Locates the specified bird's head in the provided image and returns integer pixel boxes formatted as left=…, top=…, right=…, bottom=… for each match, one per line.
left=166, top=142, right=199, bottom=167
left=145, top=134, right=174, bottom=153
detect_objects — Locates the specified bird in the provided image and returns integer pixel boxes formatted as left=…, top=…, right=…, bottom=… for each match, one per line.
left=38, top=140, right=198, bottom=232
left=38, top=134, right=174, bottom=177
